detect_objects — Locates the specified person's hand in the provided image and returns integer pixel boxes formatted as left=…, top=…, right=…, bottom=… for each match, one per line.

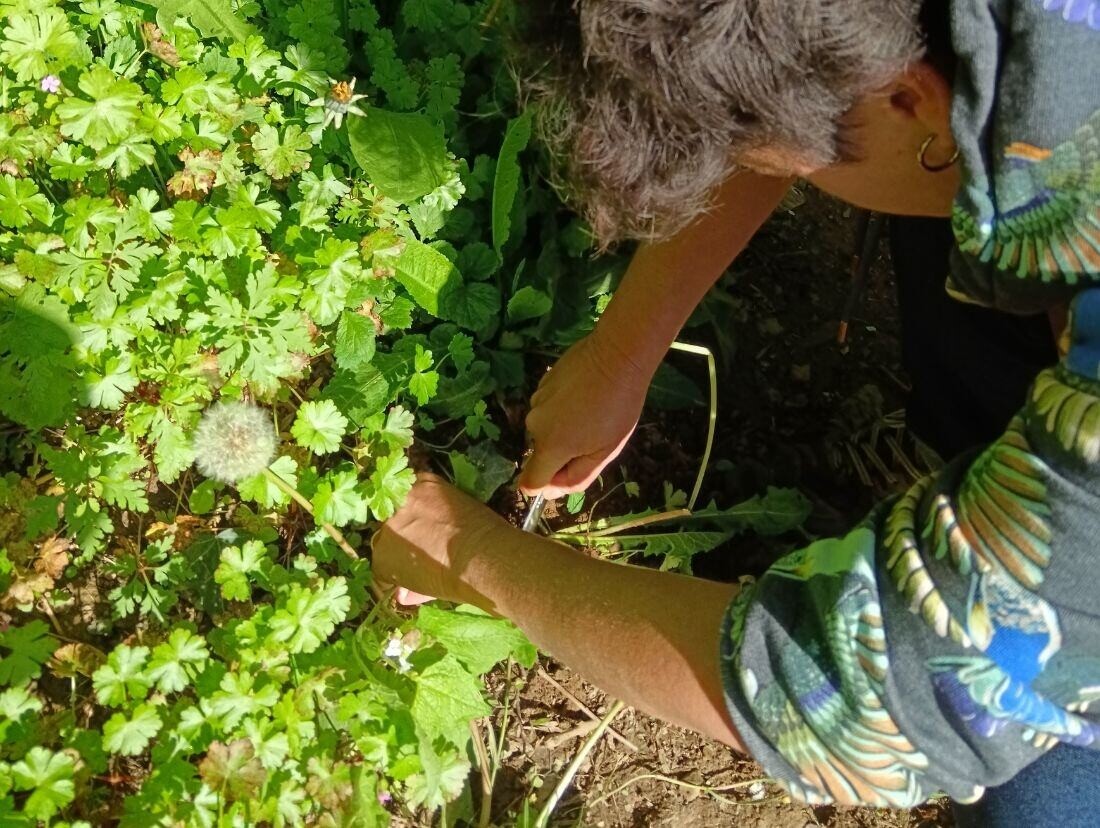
left=373, top=474, right=515, bottom=606
left=519, top=332, right=651, bottom=499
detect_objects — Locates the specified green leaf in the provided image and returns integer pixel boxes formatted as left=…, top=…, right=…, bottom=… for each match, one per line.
left=362, top=405, right=415, bottom=451
left=147, top=629, right=210, bottom=693
left=11, top=747, right=75, bottom=820
left=367, top=451, right=415, bottom=520
left=83, top=353, right=138, bottom=409
left=463, top=400, right=499, bottom=441
left=348, top=109, right=449, bottom=203
left=189, top=479, right=218, bottom=515
left=447, top=333, right=475, bottom=372
left=92, top=645, right=151, bottom=707
left=687, top=488, right=812, bottom=536
left=57, top=65, right=144, bottom=151
left=291, top=400, right=349, bottom=455
left=602, top=530, right=733, bottom=567
left=0, top=176, right=53, bottom=229
left=417, top=605, right=536, bottom=674
left=406, top=740, right=470, bottom=813
left=238, top=455, right=299, bottom=508
left=506, top=286, right=552, bottom=324
left=381, top=239, right=462, bottom=318
left=0, top=621, right=55, bottom=687
left=267, top=578, right=350, bottom=654
left=103, top=703, right=162, bottom=756
left=251, top=124, right=313, bottom=179
left=214, top=540, right=270, bottom=601
left=492, top=111, right=532, bottom=252
left=143, top=0, right=258, bottom=42
left=0, top=9, right=81, bottom=83
left=412, top=654, right=490, bottom=749
left=312, top=469, right=369, bottom=527
left=334, top=311, right=377, bottom=370
left=447, top=441, right=513, bottom=503
left=438, top=281, right=500, bottom=331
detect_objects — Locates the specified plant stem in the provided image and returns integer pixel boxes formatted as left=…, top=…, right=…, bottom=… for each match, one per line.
left=553, top=508, right=692, bottom=540
left=669, top=341, right=717, bottom=511
left=469, top=719, right=494, bottom=828
left=262, top=468, right=358, bottom=560
left=533, top=699, right=625, bottom=828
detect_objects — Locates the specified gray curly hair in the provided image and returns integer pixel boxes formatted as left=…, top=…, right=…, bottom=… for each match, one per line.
left=519, top=0, right=930, bottom=246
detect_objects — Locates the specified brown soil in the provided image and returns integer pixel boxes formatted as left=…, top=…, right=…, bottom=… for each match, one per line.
left=478, top=187, right=955, bottom=827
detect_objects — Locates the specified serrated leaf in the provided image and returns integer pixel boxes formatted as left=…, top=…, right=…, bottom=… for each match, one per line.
left=267, top=578, right=350, bottom=654
left=312, top=469, right=369, bottom=528
left=198, top=740, right=267, bottom=801
left=366, top=451, right=415, bottom=520
left=647, top=362, right=704, bottom=410
left=334, top=311, right=377, bottom=369
left=411, top=654, right=490, bottom=748
left=492, top=112, right=532, bottom=252
left=417, top=605, right=535, bottom=674
left=348, top=109, right=449, bottom=203
left=144, top=0, right=258, bottom=42
left=381, top=239, right=462, bottom=318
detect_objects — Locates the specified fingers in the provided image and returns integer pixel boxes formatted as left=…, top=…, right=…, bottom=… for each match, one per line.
left=517, top=442, right=568, bottom=495
left=395, top=587, right=435, bottom=606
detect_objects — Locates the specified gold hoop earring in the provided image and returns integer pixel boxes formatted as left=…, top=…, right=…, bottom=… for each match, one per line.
left=918, top=134, right=960, bottom=173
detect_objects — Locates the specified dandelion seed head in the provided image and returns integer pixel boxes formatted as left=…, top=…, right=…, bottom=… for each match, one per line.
left=192, top=401, right=278, bottom=483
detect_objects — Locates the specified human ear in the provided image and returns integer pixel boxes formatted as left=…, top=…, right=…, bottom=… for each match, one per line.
left=886, top=60, right=953, bottom=132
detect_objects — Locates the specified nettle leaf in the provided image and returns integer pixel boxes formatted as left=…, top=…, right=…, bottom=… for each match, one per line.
left=492, top=111, right=532, bottom=253
left=334, top=311, right=377, bottom=369
left=147, top=629, right=210, bottom=693
left=438, top=281, right=500, bottom=331
left=411, top=654, right=490, bottom=749
left=0, top=621, right=55, bottom=687
left=417, top=605, right=536, bottom=674
left=11, top=747, right=75, bottom=820
left=103, top=703, right=163, bottom=756
left=291, top=400, right=349, bottom=455
left=381, top=239, right=461, bottom=319
left=57, top=65, right=144, bottom=151
left=92, top=644, right=151, bottom=707
left=348, top=108, right=449, bottom=203
left=144, top=0, right=259, bottom=42
left=267, top=578, right=350, bottom=654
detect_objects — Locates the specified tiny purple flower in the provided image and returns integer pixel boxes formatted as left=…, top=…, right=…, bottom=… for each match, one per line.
left=40, top=75, right=61, bottom=94
left=377, top=791, right=392, bottom=805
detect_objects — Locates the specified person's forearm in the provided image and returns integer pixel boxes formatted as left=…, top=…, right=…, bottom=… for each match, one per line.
left=458, top=529, right=744, bottom=749
left=593, top=170, right=793, bottom=375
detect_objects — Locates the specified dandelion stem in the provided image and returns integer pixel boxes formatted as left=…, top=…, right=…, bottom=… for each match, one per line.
left=262, top=467, right=360, bottom=560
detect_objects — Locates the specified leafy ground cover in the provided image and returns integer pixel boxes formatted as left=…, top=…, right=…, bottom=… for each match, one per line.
left=0, top=1, right=821, bottom=824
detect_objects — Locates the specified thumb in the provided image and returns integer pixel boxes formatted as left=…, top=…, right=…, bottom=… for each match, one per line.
left=518, top=443, right=570, bottom=495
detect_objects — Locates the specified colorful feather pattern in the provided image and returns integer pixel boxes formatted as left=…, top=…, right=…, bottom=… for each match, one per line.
left=953, top=109, right=1100, bottom=285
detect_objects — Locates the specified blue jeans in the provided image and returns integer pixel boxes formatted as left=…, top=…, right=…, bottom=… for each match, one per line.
left=952, top=744, right=1100, bottom=828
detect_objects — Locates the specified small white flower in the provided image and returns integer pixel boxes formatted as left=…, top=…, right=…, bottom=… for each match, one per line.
left=40, top=75, right=61, bottom=94
left=309, top=78, right=368, bottom=130
left=383, top=633, right=416, bottom=673
left=192, top=401, right=278, bottom=483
